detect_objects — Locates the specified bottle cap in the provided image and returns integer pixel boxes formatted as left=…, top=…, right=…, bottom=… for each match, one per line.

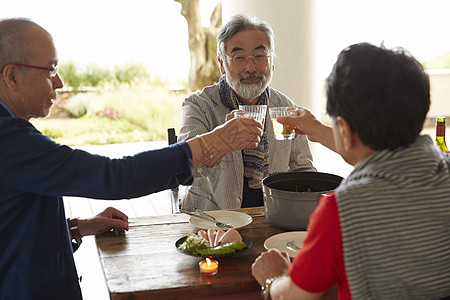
left=436, top=117, right=446, bottom=124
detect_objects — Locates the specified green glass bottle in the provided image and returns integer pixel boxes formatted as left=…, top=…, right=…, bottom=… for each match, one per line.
left=436, top=117, right=449, bottom=152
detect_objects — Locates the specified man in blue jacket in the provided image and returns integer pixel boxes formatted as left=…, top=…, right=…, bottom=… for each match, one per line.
left=0, top=18, right=263, bottom=299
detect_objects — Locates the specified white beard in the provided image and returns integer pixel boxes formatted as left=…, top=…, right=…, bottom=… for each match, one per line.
left=224, top=65, right=273, bottom=99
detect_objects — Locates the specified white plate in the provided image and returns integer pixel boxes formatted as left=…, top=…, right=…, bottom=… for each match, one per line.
left=189, top=210, right=253, bottom=230
left=264, top=231, right=308, bottom=258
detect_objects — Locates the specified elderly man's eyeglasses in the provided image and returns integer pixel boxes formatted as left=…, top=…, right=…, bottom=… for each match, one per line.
left=224, top=52, right=271, bottom=66
left=0, top=64, right=59, bottom=77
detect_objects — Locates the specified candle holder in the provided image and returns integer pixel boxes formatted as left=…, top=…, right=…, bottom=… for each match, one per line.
left=199, top=258, right=219, bottom=275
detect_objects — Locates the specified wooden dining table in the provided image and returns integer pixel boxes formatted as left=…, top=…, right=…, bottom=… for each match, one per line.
left=95, top=206, right=337, bottom=300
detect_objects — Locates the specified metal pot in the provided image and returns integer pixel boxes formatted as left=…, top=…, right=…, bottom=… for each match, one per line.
left=262, top=172, right=343, bottom=230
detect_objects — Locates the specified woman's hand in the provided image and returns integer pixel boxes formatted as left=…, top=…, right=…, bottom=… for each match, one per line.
left=251, top=249, right=291, bottom=286
left=277, top=106, right=336, bottom=152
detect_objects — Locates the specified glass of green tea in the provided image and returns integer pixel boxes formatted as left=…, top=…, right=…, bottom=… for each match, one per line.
left=269, top=107, right=298, bottom=140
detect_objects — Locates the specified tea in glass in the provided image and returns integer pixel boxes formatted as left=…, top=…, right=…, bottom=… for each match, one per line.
left=269, top=107, right=298, bottom=140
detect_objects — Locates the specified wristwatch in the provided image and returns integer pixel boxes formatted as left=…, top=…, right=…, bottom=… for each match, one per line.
left=69, top=218, right=83, bottom=245
left=261, top=276, right=277, bottom=300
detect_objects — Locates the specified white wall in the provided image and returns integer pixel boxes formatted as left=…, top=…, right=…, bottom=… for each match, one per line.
left=428, top=71, right=450, bottom=120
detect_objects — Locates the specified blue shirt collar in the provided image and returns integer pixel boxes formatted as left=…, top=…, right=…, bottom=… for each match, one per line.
left=0, top=99, right=15, bottom=117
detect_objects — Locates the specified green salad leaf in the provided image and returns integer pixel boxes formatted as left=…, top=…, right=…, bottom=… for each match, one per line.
left=178, top=236, right=210, bottom=254
left=178, top=236, right=247, bottom=256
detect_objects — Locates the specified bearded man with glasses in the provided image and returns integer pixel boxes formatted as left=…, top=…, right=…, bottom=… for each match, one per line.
left=178, top=13, right=316, bottom=211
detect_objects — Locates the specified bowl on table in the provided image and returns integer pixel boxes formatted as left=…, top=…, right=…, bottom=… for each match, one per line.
left=262, top=172, right=343, bottom=230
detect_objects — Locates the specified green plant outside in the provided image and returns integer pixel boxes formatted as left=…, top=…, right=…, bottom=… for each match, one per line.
left=59, top=61, right=152, bottom=88
left=30, top=60, right=190, bottom=146
left=31, top=84, right=188, bottom=146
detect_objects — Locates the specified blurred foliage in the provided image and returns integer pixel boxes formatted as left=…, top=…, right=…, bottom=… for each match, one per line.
left=65, top=93, right=90, bottom=117
left=31, top=84, right=189, bottom=146
left=59, top=61, right=83, bottom=87
left=30, top=60, right=190, bottom=146
left=423, top=52, right=450, bottom=69
left=59, top=61, right=151, bottom=87
left=114, top=63, right=149, bottom=84
left=83, top=64, right=115, bottom=86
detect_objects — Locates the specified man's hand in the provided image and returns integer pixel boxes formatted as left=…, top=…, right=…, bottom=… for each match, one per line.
left=213, top=117, right=263, bottom=151
left=225, top=109, right=244, bottom=121
left=188, top=116, right=263, bottom=167
left=77, top=207, right=129, bottom=237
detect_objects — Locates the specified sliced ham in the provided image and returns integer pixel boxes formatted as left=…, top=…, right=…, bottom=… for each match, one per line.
left=197, top=230, right=208, bottom=240
left=214, top=230, right=225, bottom=247
left=207, top=229, right=216, bottom=246
left=194, top=229, right=243, bottom=247
left=218, top=229, right=242, bottom=245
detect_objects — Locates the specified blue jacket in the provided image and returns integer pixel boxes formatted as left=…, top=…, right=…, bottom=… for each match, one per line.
left=0, top=103, right=193, bottom=299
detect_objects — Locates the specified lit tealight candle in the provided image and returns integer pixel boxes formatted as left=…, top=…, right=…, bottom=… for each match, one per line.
left=199, top=257, right=219, bottom=275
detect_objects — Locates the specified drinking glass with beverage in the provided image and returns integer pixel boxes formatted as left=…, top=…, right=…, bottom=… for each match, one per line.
left=269, top=107, right=298, bottom=140
left=237, top=105, right=267, bottom=125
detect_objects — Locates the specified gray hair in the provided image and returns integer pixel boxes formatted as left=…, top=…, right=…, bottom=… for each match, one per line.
left=217, top=13, right=275, bottom=59
left=0, top=18, right=35, bottom=70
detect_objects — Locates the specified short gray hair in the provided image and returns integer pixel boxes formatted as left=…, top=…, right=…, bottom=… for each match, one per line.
left=217, top=13, right=275, bottom=59
left=0, top=18, right=35, bottom=70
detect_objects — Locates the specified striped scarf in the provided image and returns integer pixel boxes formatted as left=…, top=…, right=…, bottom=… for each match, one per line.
left=336, top=135, right=450, bottom=299
left=218, top=75, right=269, bottom=189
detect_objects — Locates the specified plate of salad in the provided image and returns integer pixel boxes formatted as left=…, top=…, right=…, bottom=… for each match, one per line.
left=175, top=235, right=253, bottom=257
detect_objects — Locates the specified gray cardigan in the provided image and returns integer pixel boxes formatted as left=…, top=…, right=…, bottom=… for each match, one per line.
left=178, top=83, right=316, bottom=211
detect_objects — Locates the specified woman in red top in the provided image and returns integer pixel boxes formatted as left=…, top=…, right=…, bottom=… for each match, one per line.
left=252, top=43, right=450, bottom=300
